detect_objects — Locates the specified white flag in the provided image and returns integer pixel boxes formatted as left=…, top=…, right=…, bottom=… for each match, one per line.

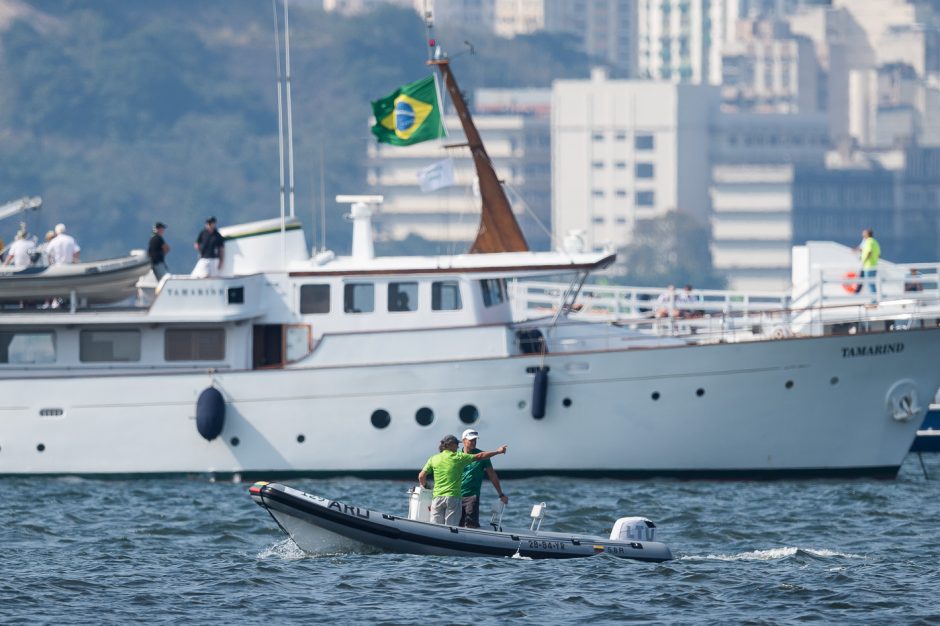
left=416, top=158, right=456, bottom=192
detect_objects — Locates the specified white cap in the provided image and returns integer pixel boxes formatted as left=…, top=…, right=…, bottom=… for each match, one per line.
left=54, top=223, right=66, bottom=234
left=461, top=429, right=479, bottom=441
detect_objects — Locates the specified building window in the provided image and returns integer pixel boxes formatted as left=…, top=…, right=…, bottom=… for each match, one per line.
left=388, top=282, right=418, bottom=312
left=0, top=331, right=55, bottom=364
left=592, top=216, right=605, bottom=224
left=344, top=283, right=374, bottom=313
left=480, top=279, right=506, bottom=307
left=80, top=329, right=141, bottom=362
left=615, top=131, right=626, bottom=141
left=593, top=189, right=605, bottom=198
left=592, top=132, right=604, bottom=141
left=635, top=163, right=655, bottom=178
left=615, top=189, right=627, bottom=197
left=616, top=216, right=627, bottom=224
left=299, top=284, right=330, bottom=314
left=636, top=191, right=655, bottom=206
left=592, top=161, right=604, bottom=169
left=635, top=134, right=654, bottom=150
left=615, top=161, right=627, bottom=169
left=432, top=281, right=462, bottom=311
left=165, top=328, right=225, bottom=361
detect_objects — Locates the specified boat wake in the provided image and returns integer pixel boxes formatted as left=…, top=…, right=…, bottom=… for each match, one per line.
left=681, top=547, right=865, bottom=562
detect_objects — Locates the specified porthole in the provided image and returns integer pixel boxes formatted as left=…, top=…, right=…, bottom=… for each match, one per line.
left=371, top=409, right=391, bottom=429
left=415, top=407, right=434, bottom=426
left=458, top=405, right=479, bottom=424
left=830, top=377, right=839, bottom=386
left=37, top=443, right=45, bottom=452
left=651, top=391, right=660, bottom=401
left=785, top=380, right=794, bottom=389
left=562, top=398, right=572, bottom=408
left=297, top=434, right=306, bottom=444
left=696, top=388, right=705, bottom=397
left=230, top=437, right=240, bottom=447
left=517, top=400, right=527, bottom=410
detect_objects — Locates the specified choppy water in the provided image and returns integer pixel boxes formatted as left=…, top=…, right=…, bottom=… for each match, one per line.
left=4, top=454, right=940, bottom=624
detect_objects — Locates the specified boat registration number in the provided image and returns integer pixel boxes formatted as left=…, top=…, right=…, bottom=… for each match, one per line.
left=526, top=540, right=566, bottom=551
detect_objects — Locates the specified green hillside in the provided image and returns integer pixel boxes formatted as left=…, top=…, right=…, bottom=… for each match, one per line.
left=0, top=1, right=590, bottom=261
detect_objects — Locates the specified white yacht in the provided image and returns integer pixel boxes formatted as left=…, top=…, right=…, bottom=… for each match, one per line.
left=1, top=55, right=939, bottom=479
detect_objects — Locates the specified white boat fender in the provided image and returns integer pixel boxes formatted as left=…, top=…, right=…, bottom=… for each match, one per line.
left=196, top=387, right=225, bottom=441
left=610, top=517, right=656, bottom=542
left=531, top=366, right=549, bottom=419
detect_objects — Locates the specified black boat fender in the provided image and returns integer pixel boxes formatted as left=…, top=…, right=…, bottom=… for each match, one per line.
left=531, top=366, right=549, bottom=419
left=196, top=386, right=225, bottom=441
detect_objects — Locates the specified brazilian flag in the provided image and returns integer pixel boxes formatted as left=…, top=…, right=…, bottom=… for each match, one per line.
left=371, top=75, right=445, bottom=146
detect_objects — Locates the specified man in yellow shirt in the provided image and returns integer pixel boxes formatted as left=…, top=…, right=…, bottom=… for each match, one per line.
left=854, top=228, right=881, bottom=297
left=418, top=434, right=507, bottom=525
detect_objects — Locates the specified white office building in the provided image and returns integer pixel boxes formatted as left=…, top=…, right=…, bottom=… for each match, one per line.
left=544, top=0, right=638, bottom=75
left=710, top=164, right=793, bottom=291
left=638, top=0, right=741, bottom=84
left=551, top=68, right=718, bottom=251
left=721, top=18, right=819, bottom=113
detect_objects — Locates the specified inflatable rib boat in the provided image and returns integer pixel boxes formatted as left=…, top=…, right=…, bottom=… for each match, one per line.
left=249, top=482, right=673, bottom=562
left=0, top=253, right=151, bottom=303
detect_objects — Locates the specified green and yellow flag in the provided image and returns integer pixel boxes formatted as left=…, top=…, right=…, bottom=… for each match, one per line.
left=371, top=75, right=445, bottom=146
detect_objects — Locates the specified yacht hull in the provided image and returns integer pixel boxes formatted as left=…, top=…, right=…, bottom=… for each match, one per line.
left=1, top=329, right=937, bottom=477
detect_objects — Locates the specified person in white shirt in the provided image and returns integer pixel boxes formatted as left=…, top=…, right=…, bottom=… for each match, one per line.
left=47, top=223, right=80, bottom=264
left=4, top=232, right=36, bottom=269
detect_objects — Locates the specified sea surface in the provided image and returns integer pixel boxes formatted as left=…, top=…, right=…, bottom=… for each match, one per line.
left=4, top=454, right=940, bottom=625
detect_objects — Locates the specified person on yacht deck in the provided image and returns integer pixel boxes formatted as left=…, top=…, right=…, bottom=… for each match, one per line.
left=148, top=221, right=171, bottom=281
left=192, top=216, right=225, bottom=278
left=4, top=231, right=35, bottom=269
left=47, top=223, right=80, bottom=264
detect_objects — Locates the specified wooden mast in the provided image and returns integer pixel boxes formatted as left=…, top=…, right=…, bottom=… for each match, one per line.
left=429, top=58, right=529, bottom=254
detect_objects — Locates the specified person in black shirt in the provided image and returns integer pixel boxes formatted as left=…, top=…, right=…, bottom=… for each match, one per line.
left=148, top=222, right=170, bottom=280
left=191, top=216, right=225, bottom=278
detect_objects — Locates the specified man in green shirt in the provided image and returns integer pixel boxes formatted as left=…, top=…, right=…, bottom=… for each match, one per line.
left=854, top=228, right=881, bottom=296
left=459, top=429, right=509, bottom=528
left=418, top=434, right=507, bottom=526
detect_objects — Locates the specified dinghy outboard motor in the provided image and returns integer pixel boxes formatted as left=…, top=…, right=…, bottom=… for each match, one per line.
left=196, top=387, right=225, bottom=441
left=610, top=517, right=656, bottom=542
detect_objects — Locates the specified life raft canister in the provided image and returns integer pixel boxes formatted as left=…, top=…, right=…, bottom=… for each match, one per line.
left=531, top=366, right=549, bottom=419
left=196, top=387, right=225, bottom=441
left=843, top=271, right=860, bottom=294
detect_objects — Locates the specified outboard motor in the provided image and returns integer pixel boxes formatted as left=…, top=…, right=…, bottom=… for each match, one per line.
left=610, top=517, right=656, bottom=542
left=196, top=387, right=225, bottom=441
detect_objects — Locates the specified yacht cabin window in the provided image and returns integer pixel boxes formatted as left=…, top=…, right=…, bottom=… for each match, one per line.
left=388, top=282, right=418, bottom=312
left=300, top=284, right=330, bottom=314
left=80, top=330, right=141, bottom=362
left=165, top=328, right=225, bottom=361
left=0, top=331, right=55, bottom=364
left=344, top=283, right=374, bottom=313
left=480, top=279, right=507, bottom=307
left=431, top=281, right=462, bottom=311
